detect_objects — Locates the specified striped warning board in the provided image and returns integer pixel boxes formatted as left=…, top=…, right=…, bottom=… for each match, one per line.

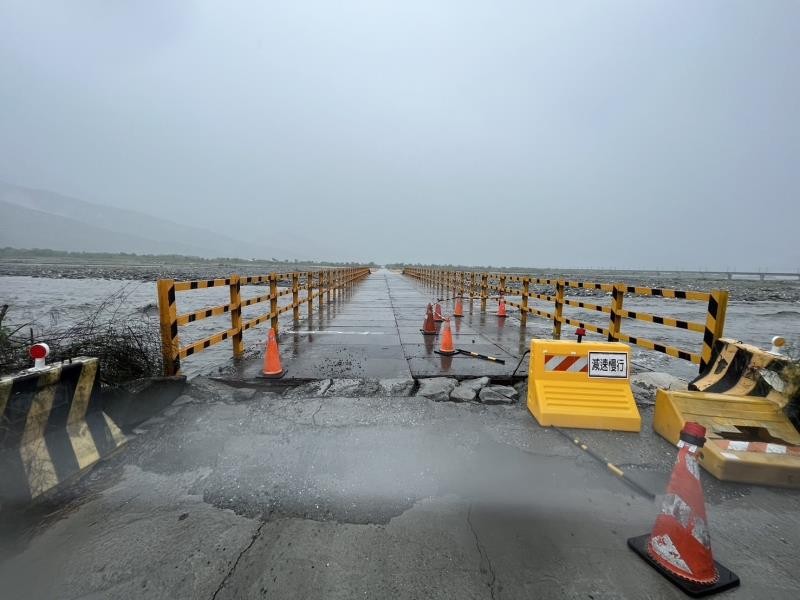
left=0, top=357, right=127, bottom=504
left=544, top=355, right=588, bottom=372
left=712, top=440, right=800, bottom=456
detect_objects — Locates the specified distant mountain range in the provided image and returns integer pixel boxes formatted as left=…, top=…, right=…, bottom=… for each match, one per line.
left=0, top=181, right=292, bottom=259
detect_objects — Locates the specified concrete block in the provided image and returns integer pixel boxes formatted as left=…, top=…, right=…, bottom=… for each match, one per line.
left=416, top=377, right=457, bottom=402
left=459, top=377, right=490, bottom=392
left=479, top=385, right=518, bottom=405
left=450, top=385, right=477, bottom=402
left=378, top=378, right=416, bottom=396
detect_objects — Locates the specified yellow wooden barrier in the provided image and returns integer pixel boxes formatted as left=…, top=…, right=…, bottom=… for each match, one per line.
left=157, top=267, right=371, bottom=375
left=402, top=268, right=728, bottom=373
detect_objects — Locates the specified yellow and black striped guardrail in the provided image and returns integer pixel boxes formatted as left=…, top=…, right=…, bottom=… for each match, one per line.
left=0, top=357, right=127, bottom=504
left=157, top=268, right=371, bottom=376
left=403, top=268, right=728, bottom=372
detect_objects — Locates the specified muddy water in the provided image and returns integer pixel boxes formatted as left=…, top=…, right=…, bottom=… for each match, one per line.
left=1, top=275, right=798, bottom=380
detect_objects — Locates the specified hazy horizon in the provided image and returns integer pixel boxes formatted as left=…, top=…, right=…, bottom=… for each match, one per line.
left=1, top=2, right=798, bottom=270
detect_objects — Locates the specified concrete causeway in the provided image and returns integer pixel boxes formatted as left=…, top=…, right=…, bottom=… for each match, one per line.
left=1, top=270, right=798, bottom=599
left=233, top=269, right=546, bottom=382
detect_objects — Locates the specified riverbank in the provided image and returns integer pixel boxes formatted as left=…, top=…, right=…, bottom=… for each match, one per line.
left=0, top=259, right=364, bottom=282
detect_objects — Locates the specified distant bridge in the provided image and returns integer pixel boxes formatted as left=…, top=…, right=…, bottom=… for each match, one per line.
left=644, top=270, right=800, bottom=281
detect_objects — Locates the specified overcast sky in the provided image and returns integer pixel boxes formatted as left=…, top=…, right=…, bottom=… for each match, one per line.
left=1, top=1, right=798, bottom=269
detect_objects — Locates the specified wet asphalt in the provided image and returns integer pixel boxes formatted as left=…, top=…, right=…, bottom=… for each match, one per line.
left=1, top=373, right=798, bottom=599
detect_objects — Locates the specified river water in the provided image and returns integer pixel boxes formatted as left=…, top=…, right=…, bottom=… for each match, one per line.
left=1, top=275, right=798, bottom=380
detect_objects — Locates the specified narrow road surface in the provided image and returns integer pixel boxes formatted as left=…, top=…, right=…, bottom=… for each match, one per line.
left=234, top=269, right=544, bottom=382
left=1, top=377, right=798, bottom=599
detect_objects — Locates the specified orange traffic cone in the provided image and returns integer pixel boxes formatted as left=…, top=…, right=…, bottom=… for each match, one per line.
left=420, top=303, right=437, bottom=335
left=453, top=296, right=464, bottom=318
left=434, top=318, right=457, bottom=356
left=497, top=296, right=507, bottom=318
left=262, top=328, right=285, bottom=378
left=433, top=302, right=444, bottom=322
left=628, top=422, right=739, bottom=596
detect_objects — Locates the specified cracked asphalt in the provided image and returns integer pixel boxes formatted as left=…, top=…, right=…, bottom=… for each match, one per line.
left=1, top=378, right=799, bottom=599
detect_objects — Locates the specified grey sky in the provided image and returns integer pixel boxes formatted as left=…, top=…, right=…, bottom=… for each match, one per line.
left=1, top=1, right=798, bottom=269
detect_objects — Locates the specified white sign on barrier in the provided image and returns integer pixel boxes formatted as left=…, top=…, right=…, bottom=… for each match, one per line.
left=588, top=352, right=629, bottom=378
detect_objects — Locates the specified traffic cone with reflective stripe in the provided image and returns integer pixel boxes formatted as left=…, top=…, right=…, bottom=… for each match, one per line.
left=421, top=303, right=437, bottom=335
left=628, top=422, right=739, bottom=596
left=435, top=318, right=457, bottom=356
left=497, top=297, right=507, bottom=318
left=262, top=328, right=285, bottom=378
left=433, top=302, right=444, bottom=322
left=453, top=296, right=464, bottom=318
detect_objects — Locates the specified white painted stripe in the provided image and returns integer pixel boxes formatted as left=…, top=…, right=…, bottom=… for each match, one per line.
left=283, top=330, right=386, bottom=335
left=544, top=355, right=588, bottom=372
left=650, top=534, right=692, bottom=574
left=660, top=493, right=693, bottom=527
left=766, top=444, right=788, bottom=454
left=566, top=358, right=589, bottom=372
left=727, top=441, right=749, bottom=452
left=685, top=454, right=700, bottom=480
left=692, top=516, right=710, bottom=548
left=720, top=452, right=741, bottom=460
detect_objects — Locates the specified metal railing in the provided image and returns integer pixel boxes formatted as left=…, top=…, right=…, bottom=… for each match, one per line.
left=157, top=267, right=371, bottom=375
left=402, top=268, right=728, bottom=372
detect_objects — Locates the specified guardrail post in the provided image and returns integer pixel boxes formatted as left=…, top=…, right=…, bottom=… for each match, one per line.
left=499, top=274, right=506, bottom=298
left=553, top=280, right=565, bottom=339
left=608, top=283, right=624, bottom=342
left=157, top=279, right=181, bottom=376
left=470, top=272, right=476, bottom=303
left=229, top=274, right=244, bottom=357
left=521, top=276, right=530, bottom=327
left=326, top=270, right=332, bottom=302
left=480, top=273, right=488, bottom=312
left=307, top=272, right=313, bottom=317
left=269, top=273, right=279, bottom=333
left=318, top=271, right=324, bottom=312
left=292, top=272, right=300, bottom=321
left=700, top=290, right=729, bottom=372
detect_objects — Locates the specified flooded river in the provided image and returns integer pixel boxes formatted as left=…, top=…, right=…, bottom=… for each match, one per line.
left=1, top=274, right=798, bottom=380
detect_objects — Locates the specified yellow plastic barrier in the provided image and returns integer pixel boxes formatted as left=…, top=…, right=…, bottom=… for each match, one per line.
left=654, top=389, right=800, bottom=488
left=527, top=339, right=641, bottom=431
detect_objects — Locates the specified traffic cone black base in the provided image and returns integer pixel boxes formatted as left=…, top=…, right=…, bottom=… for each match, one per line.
left=434, top=349, right=458, bottom=356
left=627, top=535, right=739, bottom=598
